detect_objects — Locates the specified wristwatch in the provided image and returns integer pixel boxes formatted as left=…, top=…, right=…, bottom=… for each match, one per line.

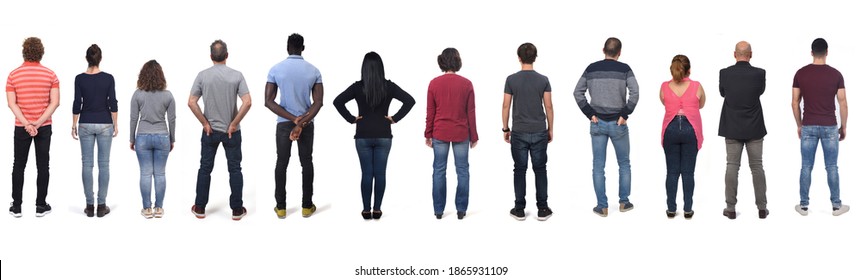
left=502, top=128, right=511, bottom=133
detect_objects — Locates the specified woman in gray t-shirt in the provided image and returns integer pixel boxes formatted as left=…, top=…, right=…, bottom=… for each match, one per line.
left=129, top=60, right=176, bottom=219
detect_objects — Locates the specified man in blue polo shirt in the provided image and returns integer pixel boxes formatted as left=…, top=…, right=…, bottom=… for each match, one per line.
left=264, top=33, right=324, bottom=219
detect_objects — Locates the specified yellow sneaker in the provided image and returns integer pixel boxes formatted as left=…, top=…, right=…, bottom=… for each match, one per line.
left=274, top=207, right=286, bottom=219
left=302, top=204, right=316, bottom=218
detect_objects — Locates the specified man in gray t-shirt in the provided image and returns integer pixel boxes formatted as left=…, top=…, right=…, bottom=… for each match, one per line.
left=188, top=40, right=253, bottom=221
left=501, top=42, right=555, bottom=222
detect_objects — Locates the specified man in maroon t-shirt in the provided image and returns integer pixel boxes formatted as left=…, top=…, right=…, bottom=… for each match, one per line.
left=791, top=38, right=849, bottom=216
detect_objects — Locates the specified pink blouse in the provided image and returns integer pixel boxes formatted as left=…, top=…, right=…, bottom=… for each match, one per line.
left=661, top=78, right=704, bottom=150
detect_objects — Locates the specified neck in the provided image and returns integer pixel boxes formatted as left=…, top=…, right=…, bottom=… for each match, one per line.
left=812, top=57, right=826, bottom=65
left=86, top=66, right=100, bottom=74
left=604, top=55, right=618, bottom=61
left=444, top=71, right=456, bottom=74
left=521, top=64, right=534, bottom=71
left=736, top=59, right=750, bottom=63
left=212, top=61, right=226, bottom=65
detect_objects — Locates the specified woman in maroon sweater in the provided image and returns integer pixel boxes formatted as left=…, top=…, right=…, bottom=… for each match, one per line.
left=425, top=48, right=479, bottom=220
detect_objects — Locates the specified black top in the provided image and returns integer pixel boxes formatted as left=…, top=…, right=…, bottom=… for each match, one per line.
left=333, top=80, right=415, bottom=139
left=73, top=72, right=118, bottom=124
left=718, top=61, right=767, bottom=140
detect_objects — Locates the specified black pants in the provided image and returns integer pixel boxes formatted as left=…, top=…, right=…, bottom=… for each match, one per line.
left=12, top=125, right=52, bottom=207
left=275, top=122, right=314, bottom=209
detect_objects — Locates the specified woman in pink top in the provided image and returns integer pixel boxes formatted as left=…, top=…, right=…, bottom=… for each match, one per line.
left=660, top=55, right=706, bottom=220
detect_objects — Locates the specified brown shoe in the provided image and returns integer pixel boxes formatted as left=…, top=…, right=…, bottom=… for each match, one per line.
left=96, top=204, right=110, bottom=218
left=84, top=204, right=95, bottom=217
left=758, top=209, right=769, bottom=219
left=723, top=209, right=736, bottom=220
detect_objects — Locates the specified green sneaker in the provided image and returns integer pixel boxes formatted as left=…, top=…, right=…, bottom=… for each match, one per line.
left=302, top=204, right=316, bottom=218
left=274, top=207, right=286, bottom=219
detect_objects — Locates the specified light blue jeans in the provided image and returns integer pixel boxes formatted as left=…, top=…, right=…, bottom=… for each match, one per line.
left=79, top=123, right=113, bottom=205
left=799, top=125, right=841, bottom=208
left=432, top=139, right=470, bottom=214
left=590, top=120, right=631, bottom=209
left=135, top=134, right=170, bottom=209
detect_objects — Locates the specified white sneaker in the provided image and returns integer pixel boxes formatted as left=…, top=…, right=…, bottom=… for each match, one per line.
left=141, top=208, right=153, bottom=219
left=795, top=205, right=809, bottom=216
left=832, top=205, right=850, bottom=216
left=154, top=207, right=164, bottom=218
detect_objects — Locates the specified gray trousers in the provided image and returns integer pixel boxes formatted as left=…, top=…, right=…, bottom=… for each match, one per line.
left=725, top=138, right=767, bottom=210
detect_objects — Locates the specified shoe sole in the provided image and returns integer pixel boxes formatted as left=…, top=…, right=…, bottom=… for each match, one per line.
left=35, top=210, right=51, bottom=217
left=620, top=206, right=634, bottom=212
left=509, top=214, right=526, bottom=221
left=9, top=211, right=22, bottom=218
left=142, top=214, right=153, bottom=219
left=593, top=211, right=608, bottom=217
left=232, top=213, right=246, bottom=221
left=537, top=214, right=552, bottom=221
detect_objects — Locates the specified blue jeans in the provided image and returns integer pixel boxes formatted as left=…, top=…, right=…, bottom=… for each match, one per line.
left=589, top=120, right=631, bottom=209
left=195, top=130, right=244, bottom=210
left=510, top=130, right=549, bottom=209
left=432, top=139, right=470, bottom=214
left=663, top=116, right=698, bottom=212
left=135, top=134, right=170, bottom=208
left=355, top=138, right=392, bottom=211
left=79, top=123, right=113, bottom=205
left=799, top=125, right=841, bottom=207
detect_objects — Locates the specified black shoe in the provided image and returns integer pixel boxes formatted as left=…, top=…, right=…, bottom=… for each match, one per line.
left=509, top=208, right=526, bottom=221
left=666, top=210, right=677, bottom=219
left=457, top=211, right=466, bottom=220
left=723, top=209, right=736, bottom=220
left=232, top=207, right=247, bottom=221
left=684, top=211, right=695, bottom=220
left=435, top=213, right=443, bottom=219
left=372, top=210, right=382, bottom=219
left=537, top=208, right=553, bottom=221
left=9, top=203, right=22, bottom=218
left=35, top=204, right=52, bottom=218
left=85, top=204, right=95, bottom=217
left=97, top=204, right=110, bottom=217
left=362, top=211, right=372, bottom=220
left=758, top=209, right=769, bottom=219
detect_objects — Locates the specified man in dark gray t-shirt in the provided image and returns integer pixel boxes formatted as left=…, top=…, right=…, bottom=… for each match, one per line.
left=501, top=42, right=554, bottom=222
left=188, top=40, right=253, bottom=221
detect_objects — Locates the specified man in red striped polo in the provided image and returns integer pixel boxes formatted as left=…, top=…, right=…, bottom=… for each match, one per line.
left=6, top=37, right=60, bottom=218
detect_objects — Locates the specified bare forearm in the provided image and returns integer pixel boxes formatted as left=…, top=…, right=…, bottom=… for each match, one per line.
left=792, top=104, right=803, bottom=127
left=189, top=103, right=209, bottom=125
left=840, top=102, right=848, bottom=128
left=232, top=103, right=252, bottom=126
left=264, top=100, right=299, bottom=121
left=34, top=102, right=60, bottom=125
left=111, top=112, right=118, bottom=127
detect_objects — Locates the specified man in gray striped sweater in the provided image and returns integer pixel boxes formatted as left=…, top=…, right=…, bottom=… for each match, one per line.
left=573, top=37, right=640, bottom=217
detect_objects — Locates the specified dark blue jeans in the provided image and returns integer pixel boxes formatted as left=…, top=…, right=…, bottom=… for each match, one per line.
left=194, top=130, right=244, bottom=210
left=355, top=138, right=392, bottom=211
left=510, top=130, right=549, bottom=209
left=663, top=116, right=698, bottom=212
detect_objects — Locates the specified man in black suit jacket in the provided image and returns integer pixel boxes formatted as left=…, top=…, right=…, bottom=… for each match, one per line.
left=718, top=41, right=768, bottom=220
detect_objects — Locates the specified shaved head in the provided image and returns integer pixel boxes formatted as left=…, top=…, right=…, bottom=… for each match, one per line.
left=734, top=41, right=752, bottom=61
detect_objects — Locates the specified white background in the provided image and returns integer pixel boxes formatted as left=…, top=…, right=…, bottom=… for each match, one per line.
left=1, top=0, right=859, bottom=279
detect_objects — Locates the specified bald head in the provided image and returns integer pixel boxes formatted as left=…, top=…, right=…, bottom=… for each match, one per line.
left=734, top=41, right=752, bottom=61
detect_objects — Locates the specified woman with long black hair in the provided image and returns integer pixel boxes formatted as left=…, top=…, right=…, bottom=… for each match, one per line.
left=333, top=52, right=415, bottom=220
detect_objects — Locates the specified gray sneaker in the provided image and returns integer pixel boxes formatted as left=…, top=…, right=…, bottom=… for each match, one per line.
left=795, top=204, right=809, bottom=216
left=832, top=205, right=850, bottom=216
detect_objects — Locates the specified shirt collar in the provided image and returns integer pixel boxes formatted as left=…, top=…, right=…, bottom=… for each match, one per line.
left=735, top=61, right=751, bottom=66
left=22, top=61, right=41, bottom=66
left=288, top=55, right=304, bottom=60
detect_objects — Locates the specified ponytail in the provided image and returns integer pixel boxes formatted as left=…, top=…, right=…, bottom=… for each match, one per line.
left=670, top=54, right=690, bottom=82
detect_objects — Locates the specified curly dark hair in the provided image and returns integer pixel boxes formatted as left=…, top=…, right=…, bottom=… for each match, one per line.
left=437, top=48, right=462, bottom=72
left=137, top=60, right=167, bottom=92
left=22, top=37, right=44, bottom=62
left=517, top=43, right=537, bottom=64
